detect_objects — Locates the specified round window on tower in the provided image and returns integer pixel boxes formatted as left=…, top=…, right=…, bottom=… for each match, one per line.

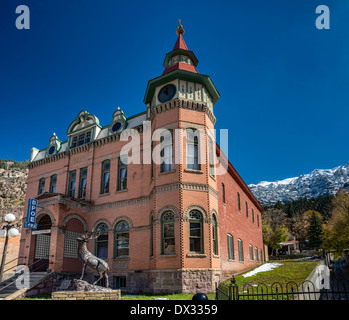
left=48, top=146, right=55, bottom=155
left=112, top=121, right=122, bottom=133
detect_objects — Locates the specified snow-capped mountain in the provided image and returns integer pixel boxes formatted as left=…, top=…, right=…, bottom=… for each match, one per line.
left=248, top=163, right=349, bottom=207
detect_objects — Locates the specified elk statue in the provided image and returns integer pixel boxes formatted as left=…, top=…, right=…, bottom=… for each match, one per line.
left=76, top=230, right=109, bottom=288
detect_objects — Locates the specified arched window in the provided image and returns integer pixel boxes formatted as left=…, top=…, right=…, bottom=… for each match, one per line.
left=114, top=221, right=129, bottom=257
left=186, top=129, right=200, bottom=170
left=249, top=244, right=253, bottom=260
left=238, top=238, right=244, bottom=261
left=227, top=234, right=234, bottom=260
left=161, top=212, right=175, bottom=254
left=160, top=130, right=174, bottom=173
left=95, top=223, right=108, bottom=259
left=189, top=210, right=203, bottom=253
left=212, top=214, right=218, bottom=255
left=150, top=216, right=153, bottom=257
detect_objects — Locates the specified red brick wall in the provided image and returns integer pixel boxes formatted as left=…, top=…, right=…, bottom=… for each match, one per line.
left=19, top=100, right=264, bottom=288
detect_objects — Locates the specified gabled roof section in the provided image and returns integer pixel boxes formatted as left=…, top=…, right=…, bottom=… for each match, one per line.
left=66, top=110, right=101, bottom=136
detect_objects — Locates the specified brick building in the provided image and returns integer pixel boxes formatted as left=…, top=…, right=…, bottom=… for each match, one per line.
left=18, top=24, right=264, bottom=294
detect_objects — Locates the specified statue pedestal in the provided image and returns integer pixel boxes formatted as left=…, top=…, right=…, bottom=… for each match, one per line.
left=52, top=279, right=121, bottom=300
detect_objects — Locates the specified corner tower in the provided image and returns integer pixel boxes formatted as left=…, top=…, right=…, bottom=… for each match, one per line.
left=144, top=21, right=220, bottom=120
left=145, top=22, right=222, bottom=294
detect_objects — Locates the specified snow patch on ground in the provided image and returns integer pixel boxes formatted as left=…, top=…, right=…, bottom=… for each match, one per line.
left=242, top=263, right=283, bottom=278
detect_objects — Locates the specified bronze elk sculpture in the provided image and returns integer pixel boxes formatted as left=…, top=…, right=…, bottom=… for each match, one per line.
left=77, top=230, right=109, bottom=288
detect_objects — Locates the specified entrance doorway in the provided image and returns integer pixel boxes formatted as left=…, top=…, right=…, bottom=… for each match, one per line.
left=33, top=214, right=52, bottom=271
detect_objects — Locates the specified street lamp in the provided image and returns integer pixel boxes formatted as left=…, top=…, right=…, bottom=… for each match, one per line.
left=0, top=213, right=19, bottom=282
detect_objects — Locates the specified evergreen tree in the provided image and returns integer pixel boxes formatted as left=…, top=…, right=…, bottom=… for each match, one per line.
left=307, top=211, right=323, bottom=249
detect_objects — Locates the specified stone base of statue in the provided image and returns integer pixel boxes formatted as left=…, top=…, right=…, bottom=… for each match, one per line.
left=52, top=279, right=120, bottom=300
left=74, top=279, right=112, bottom=292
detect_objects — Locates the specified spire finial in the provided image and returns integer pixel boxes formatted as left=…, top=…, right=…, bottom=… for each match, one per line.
left=176, top=19, right=185, bottom=36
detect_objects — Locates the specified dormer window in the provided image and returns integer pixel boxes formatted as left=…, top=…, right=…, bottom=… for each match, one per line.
left=46, top=133, right=61, bottom=157
left=71, top=130, right=91, bottom=148
left=66, top=110, right=101, bottom=150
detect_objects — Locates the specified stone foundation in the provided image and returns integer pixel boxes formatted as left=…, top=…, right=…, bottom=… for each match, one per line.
left=51, top=268, right=222, bottom=294
left=52, top=290, right=120, bottom=300
left=110, top=268, right=222, bottom=294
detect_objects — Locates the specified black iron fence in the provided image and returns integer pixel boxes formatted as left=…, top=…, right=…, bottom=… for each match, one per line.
left=216, top=277, right=349, bottom=300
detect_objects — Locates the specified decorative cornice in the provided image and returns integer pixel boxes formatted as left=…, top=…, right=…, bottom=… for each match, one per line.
left=151, top=98, right=216, bottom=125
left=28, top=124, right=144, bottom=169
left=36, top=182, right=217, bottom=214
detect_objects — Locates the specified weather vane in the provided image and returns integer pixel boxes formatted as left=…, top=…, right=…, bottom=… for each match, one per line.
left=176, top=18, right=185, bottom=36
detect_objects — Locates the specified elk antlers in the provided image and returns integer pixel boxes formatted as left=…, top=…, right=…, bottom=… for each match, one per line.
left=79, top=230, right=101, bottom=241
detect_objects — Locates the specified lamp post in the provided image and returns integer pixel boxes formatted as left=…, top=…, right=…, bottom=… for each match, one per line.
left=0, top=213, right=19, bottom=282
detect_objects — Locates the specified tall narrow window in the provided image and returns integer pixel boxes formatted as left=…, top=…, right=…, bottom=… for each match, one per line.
left=212, top=215, right=218, bottom=255
left=189, top=210, right=203, bottom=253
left=49, top=175, right=57, bottom=193
left=151, top=141, right=154, bottom=179
left=95, top=223, right=108, bottom=259
left=238, top=238, right=244, bottom=261
left=249, top=244, right=253, bottom=260
left=161, top=212, right=175, bottom=254
left=114, top=221, right=129, bottom=257
left=255, top=247, right=259, bottom=261
left=161, top=131, right=174, bottom=172
left=252, top=208, right=255, bottom=223
left=257, top=214, right=260, bottom=228
left=117, top=157, right=127, bottom=191
left=38, top=178, right=45, bottom=195
left=208, top=136, right=215, bottom=177
left=260, top=249, right=263, bottom=262
left=237, top=192, right=241, bottom=211
left=150, top=216, right=153, bottom=257
left=78, top=167, right=87, bottom=199
left=186, top=130, right=199, bottom=170
left=227, top=234, right=234, bottom=260
left=68, top=170, right=76, bottom=197
left=222, top=183, right=225, bottom=204
left=245, top=202, right=248, bottom=218
left=101, top=160, right=110, bottom=194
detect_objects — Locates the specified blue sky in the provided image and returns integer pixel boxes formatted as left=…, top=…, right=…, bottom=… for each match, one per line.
left=0, top=0, right=348, bottom=185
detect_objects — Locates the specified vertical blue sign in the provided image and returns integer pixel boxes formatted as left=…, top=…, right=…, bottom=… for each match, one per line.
left=24, top=198, right=38, bottom=229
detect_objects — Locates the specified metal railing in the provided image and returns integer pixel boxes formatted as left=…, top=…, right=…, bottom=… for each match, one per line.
left=216, top=277, right=349, bottom=300
left=0, top=255, right=50, bottom=293
left=0, top=256, right=26, bottom=279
